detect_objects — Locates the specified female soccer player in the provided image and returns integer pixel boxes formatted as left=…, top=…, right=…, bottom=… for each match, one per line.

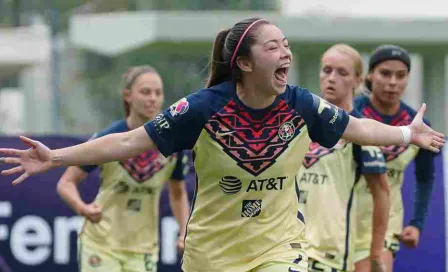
left=57, top=66, right=190, bottom=272
left=0, top=19, right=443, bottom=272
left=298, top=44, right=390, bottom=272
left=353, top=45, right=438, bottom=272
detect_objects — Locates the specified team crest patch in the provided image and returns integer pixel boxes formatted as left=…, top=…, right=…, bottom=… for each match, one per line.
left=89, top=255, right=101, bottom=267
left=169, top=97, right=189, bottom=117
left=278, top=121, right=295, bottom=141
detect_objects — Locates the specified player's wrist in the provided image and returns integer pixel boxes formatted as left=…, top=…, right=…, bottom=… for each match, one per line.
left=399, top=126, right=412, bottom=144
left=75, top=203, right=87, bottom=216
left=50, top=150, right=62, bottom=168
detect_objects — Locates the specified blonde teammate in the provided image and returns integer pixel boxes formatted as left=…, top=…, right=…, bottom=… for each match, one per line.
left=0, top=19, right=444, bottom=272
left=57, top=66, right=190, bottom=272
left=298, top=44, right=390, bottom=272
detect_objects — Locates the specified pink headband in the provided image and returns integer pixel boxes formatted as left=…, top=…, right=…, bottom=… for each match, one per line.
left=230, top=19, right=266, bottom=69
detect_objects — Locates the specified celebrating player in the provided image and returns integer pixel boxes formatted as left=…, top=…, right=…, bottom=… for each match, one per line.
left=298, top=44, right=390, bottom=272
left=57, top=66, right=190, bottom=272
left=0, top=19, right=443, bottom=272
left=353, top=45, right=438, bottom=272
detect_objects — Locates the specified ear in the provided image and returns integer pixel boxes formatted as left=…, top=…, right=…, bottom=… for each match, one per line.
left=123, top=89, right=132, bottom=103
left=235, top=56, right=253, bottom=73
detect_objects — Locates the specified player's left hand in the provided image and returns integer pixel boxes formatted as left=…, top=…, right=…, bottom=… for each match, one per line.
left=176, top=236, right=185, bottom=254
left=399, top=225, right=420, bottom=248
left=409, top=103, right=445, bottom=153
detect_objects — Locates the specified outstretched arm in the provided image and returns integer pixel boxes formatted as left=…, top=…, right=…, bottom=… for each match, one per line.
left=342, top=104, right=444, bottom=152
left=0, top=126, right=155, bottom=185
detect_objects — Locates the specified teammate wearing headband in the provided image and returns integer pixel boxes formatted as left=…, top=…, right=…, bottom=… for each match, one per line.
left=0, top=19, right=443, bottom=272
left=354, top=45, right=438, bottom=272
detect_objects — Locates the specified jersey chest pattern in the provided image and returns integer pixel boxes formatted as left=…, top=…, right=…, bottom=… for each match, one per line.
left=119, top=150, right=171, bottom=183
left=362, top=106, right=412, bottom=162
left=302, top=140, right=348, bottom=169
left=204, top=100, right=306, bottom=176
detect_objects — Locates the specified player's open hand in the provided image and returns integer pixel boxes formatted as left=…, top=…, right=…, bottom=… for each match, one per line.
left=81, top=203, right=103, bottom=224
left=398, top=225, right=420, bottom=248
left=409, top=103, right=445, bottom=153
left=0, top=136, right=53, bottom=185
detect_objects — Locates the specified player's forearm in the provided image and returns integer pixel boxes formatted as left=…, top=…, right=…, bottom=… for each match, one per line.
left=57, top=179, right=86, bottom=215
left=410, top=177, right=434, bottom=230
left=51, top=127, right=153, bottom=168
left=343, top=117, right=405, bottom=146
left=366, top=174, right=390, bottom=259
left=169, top=187, right=190, bottom=237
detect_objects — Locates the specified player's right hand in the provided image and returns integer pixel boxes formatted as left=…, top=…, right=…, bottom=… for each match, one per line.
left=0, top=136, right=53, bottom=185
left=370, top=258, right=386, bottom=272
left=80, top=203, right=103, bottom=223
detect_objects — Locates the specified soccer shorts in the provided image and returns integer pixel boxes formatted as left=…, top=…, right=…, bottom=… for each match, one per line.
left=354, top=236, right=400, bottom=263
left=78, top=235, right=158, bottom=272
left=308, top=258, right=349, bottom=272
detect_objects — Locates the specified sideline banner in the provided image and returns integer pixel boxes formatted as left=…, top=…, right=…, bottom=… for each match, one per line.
left=0, top=136, right=445, bottom=271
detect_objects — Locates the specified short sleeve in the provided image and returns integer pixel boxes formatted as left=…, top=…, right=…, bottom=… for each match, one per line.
left=170, top=151, right=189, bottom=181
left=357, top=145, right=387, bottom=175
left=144, top=92, right=209, bottom=157
left=299, top=91, right=350, bottom=148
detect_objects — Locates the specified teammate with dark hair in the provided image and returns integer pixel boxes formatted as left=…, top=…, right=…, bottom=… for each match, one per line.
left=354, top=45, right=437, bottom=272
left=0, top=20, right=444, bottom=272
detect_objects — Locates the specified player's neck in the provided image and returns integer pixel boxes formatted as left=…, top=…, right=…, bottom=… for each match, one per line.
left=126, top=112, right=151, bottom=130
left=369, top=95, right=400, bottom=116
left=236, top=81, right=276, bottom=109
left=328, top=97, right=353, bottom=113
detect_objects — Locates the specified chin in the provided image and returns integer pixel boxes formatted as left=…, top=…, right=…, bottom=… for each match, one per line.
left=271, top=83, right=287, bottom=95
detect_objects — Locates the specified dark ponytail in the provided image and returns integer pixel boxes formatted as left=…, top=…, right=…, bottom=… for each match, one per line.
left=205, top=17, right=270, bottom=88
left=206, top=28, right=231, bottom=88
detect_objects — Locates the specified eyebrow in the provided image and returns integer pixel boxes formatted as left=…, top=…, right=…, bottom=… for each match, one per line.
left=263, top=38, right=288, bottom=45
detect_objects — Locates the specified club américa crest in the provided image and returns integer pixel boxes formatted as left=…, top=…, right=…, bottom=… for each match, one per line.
left=278, top=121, right=295, bottom=141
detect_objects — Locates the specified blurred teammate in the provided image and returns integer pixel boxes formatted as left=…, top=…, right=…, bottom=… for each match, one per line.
left=354, top=45, right=438, bottom=272
left=57, top=66, right=190, bottom=272
left=0, top=19, right=443, bottom=272
left=298, top=44, right=390, bottom=272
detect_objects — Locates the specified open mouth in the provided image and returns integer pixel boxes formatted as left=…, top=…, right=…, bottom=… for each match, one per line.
left=274, top=67, right=289, bottom=85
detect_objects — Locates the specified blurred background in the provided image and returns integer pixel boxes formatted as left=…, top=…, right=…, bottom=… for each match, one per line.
left=1, top=0, right=448, bottom=271
left=1, top=0, right=448, bottom=136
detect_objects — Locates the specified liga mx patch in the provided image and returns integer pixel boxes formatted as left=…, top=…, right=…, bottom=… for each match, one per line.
left=169, top=97, right=189, bottom=117
left=241, top=200, right=262, bottom=217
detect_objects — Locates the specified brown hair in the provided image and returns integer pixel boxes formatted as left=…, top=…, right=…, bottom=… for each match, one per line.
left=205, top=17, right=271, bottom=88
left=121, top=65, right=159, bottom=116
left=322, top=44, right=364, bottom=94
